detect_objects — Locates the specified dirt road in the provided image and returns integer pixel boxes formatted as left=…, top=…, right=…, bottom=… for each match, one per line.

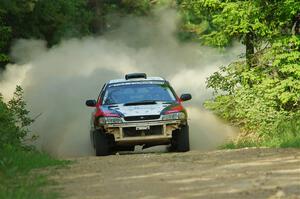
left=51, top=148, right=300, bottom=199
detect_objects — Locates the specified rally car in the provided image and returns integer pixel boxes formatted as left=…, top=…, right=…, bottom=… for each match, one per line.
left=86, top=73, right=192, bottom=156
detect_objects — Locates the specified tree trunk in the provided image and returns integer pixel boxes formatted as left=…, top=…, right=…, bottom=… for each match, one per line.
left=292, top=13, right=300, bottom=35
left=88, top=0, right=106, bottom=34
left=245, top=32, right=254, bottom=67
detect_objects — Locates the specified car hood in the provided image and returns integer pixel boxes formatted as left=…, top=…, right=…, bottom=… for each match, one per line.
left=104, top=102, right=176, bottom=117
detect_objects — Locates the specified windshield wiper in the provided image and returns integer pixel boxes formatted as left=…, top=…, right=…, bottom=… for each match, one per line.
left=124, top=100, right=157, bottom=106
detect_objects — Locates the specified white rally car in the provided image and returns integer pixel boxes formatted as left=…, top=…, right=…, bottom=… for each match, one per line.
left=86, top=73, right=192, bottom=156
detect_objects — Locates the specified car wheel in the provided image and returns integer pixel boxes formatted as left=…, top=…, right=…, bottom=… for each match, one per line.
left=171, top=125, right=190, bottom=152
left=94, top=130, right=111, bottom=156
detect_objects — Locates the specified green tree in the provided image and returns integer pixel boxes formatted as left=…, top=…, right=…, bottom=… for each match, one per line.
left=180, top=0, right=300, bottom=66
left=0, top=86, right=33, bottom=149
left=0, top=0, right=93, bottom=56
left=0, top=9, right=11, bottom=64
left=179, top=0, right=300, bottom=147
left=0, top=0, right=36, bottom=66
left=0, top=0, right=160, bottom=68
left=0, top=16, right=11, bottom=63
left=30, top=0, right=93, bottom=46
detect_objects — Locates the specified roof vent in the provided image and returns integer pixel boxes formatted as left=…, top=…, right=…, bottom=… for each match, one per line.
left=125, top=73, right=147, bottom=80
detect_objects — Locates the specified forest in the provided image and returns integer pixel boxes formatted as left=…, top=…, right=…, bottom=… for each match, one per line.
left=0, top=1, right=300, bottom=198
left=1, top=0, right=300, bottom=148
left=1, top=0, right=300, bottom=146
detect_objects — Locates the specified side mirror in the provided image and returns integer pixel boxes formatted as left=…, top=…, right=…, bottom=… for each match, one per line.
left=180, top=94, right=192, bottom=102
left=86, top=99, right=96, bottom=107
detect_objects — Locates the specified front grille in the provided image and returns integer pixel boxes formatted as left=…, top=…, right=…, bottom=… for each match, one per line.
left=123, top=125, right=163, bottom=137
left=124, top=115, right=160, bottom=121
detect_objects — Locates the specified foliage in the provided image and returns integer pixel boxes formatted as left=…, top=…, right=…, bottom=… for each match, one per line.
left=0, top=145, right=69, bottom=199
left=205, top=35, right=300, bottom=148
left=0, top=94, right=20, bottom=148
left=31, top=0, right=93, bottom=45
left=0, top=85, right=35, bottom=152
left=0, top=86, right=34, bottom=149
left=0, top=0, right=93, bottom=46
left=179, top=0, right=300, bottom=67
left=0, top=87, right=69, bottom=199
left=0, top=11, right=11, bottom=63
left=0, top=0, right=166, bottom=68
left=178, top=0, right=300, bottom=148
left=180, top=0, right=300, bottom=46
left=1, top=0, right=299, bottom=151
left=8, top=86, right=34, bottom=128
left=221, top=112, right=300, bottom=149
left=119, top=0, right=152, bottom=15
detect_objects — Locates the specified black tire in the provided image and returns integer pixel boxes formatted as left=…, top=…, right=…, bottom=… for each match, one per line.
left=171, top=125, right=190, bottom=152
left=94, top=130, right=111, bottom=156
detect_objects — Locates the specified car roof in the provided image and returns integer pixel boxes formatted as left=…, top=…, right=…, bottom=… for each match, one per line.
left=108, top=77, right=165, bottom=84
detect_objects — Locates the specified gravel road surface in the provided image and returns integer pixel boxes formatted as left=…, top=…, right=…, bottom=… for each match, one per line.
left=51, top=148, right=300, bottom=199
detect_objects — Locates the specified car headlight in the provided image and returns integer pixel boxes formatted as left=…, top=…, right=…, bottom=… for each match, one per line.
left=162, top=112, right=186, bottom=120
left=99, top=117, right=122, bottom=124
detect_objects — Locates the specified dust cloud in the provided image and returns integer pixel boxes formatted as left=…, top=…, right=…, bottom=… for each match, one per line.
left=0, top=9, right=242, bottom=157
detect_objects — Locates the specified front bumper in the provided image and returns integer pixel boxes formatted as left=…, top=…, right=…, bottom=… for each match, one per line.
left=98, top=120, right=183, bottom=143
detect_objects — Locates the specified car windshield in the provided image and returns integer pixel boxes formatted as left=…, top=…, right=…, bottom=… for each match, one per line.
left=102, top=82, right=176, bottom=105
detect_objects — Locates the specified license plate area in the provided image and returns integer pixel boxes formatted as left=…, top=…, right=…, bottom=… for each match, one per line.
left=136, top=126, right=150, bottom=130
left=123, top=125, right=163, bottom=137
